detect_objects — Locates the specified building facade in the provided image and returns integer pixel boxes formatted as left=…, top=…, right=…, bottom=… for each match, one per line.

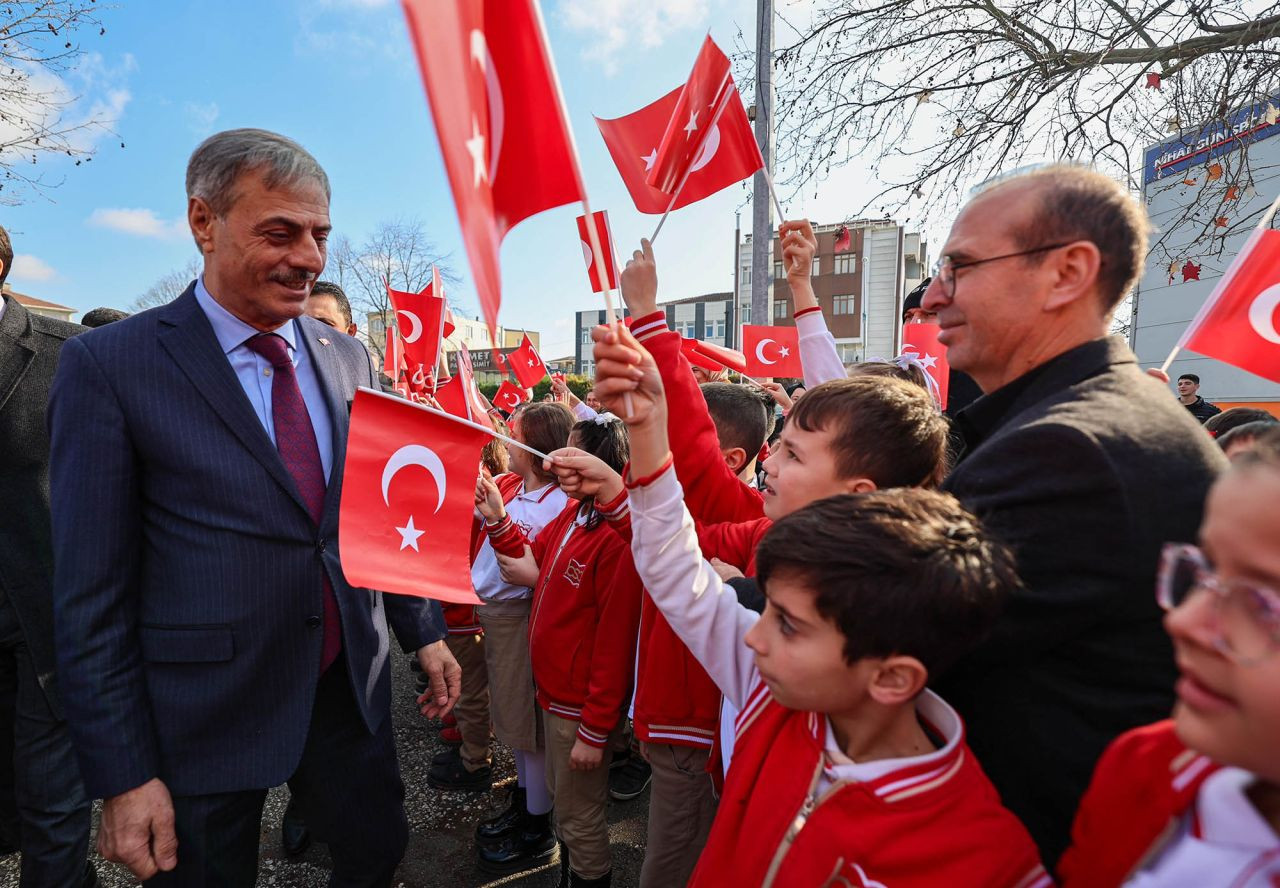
left=573, top=291, right=735, bottom=376
left=735, top=220, right=927, bottom=367
left=6, top=287, right=76, bottom=322
left=1134, top=96, right=1279, bottom=414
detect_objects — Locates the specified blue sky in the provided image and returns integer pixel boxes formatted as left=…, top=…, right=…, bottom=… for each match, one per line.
left=2, top=0, right=880, bottom=358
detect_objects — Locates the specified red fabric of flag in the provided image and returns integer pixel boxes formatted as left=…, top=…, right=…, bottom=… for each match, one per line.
left=742, top=325, right=803, bottom=377
left=507, top=333, right=547, bottom=388
left=383, top=326, right=405, bottom=379
left=902, top=322, right=951, bottom=410
left=596, top=82, right=762, bottom=215
left=339, top=390, right=487, bottom=603
left=388, top=277, right=449, bottom=372
left=1182, top=227, right=1280, bottom=384
left=834, top=225, right=852, bottom=253
left=403, top=0, right=584, bottom=340
left=494, top=380, right=528, bottom=413
left=680, top=336, right=724, bottom=372
left=577, top=210, right=620, bottom=293
left=647, top=36, right=733, bottom=194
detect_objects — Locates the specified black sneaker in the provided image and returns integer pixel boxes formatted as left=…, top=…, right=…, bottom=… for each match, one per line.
left=432, top=746, right=461, bottom=768
left=608, top=756, right=652, bottom=801
left=476, top=811, right=558, bottom=875
left=608, top=746, right=632, bottom=771
left=428, top=757, right=492, bottom=792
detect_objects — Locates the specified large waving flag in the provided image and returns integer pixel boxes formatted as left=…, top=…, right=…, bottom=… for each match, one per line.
left=902, top=322, right=950, bottom=409
left=507, top=333, right=547, bottom=389
left=596, top=42, right=762, bottom=215
left=339, top=389, right=487, bottom=603
left=403, top=0, right=585, bottom=339
left=1180, top=227, right=1280, bottom=384
left=388, top=268, right=452, bottom=374
left=647, top=35, right=735, bottom=194
left=742, top=325, right=802, bottom=378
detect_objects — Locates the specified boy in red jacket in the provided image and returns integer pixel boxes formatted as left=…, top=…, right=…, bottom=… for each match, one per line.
left=588, top=322, right=1048, bottom=887
left=1058, top=426, right=1280, bottom=887
left=483, top=416, right=642, bottom=888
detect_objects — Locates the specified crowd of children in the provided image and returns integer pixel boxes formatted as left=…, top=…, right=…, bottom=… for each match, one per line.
left=421, top=195, right=1280, bottom=887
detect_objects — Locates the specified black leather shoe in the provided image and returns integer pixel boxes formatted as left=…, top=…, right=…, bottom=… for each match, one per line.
left=476, top=811, right=558, bottom=875
left=428, top=757, right=492, bottom=792
left=608, top=755, right=652, bottom=801
left=475, top=786, right=525, bottom=843
left=281, top=796, right=311, bottom=856
left=432, top=746, right=461, bottom=767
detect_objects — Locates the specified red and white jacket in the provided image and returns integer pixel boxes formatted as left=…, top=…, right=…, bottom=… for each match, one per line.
left=628, top=463, right=1049, bottom=887
left=1058, top=720, right=1225, bottom=888
left=488, top=500, right=642, bottom=748
left=445, top=472, right=524, bottom=636
left=624, top=312, right=766, bottom=748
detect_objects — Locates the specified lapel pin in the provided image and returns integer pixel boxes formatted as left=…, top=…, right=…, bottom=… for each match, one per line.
left=319, top=338, right=331, bottom=346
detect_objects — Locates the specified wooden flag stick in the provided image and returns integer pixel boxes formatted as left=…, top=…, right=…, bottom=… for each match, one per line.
left=357, top=386, right=554, bottom=463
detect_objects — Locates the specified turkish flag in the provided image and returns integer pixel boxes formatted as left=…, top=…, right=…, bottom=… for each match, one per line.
left=403, top=0, right=585, bottom=340
left=679, top=337, right=748, bottom=375
left=902, top=322, right=950, bottom=409
left=433, top=374, right=469, bottom=419
left=577, top=210, right=620, bottom=293
left=647, top=36, right=735, bottom=194
left=339, top=389, right=487, bottom=603
left=507, top=333, right=547, bottom=388
left=383, top=326, right=406, bottom=379
left=494, top=380, right=528, bottom=413
left=595, top=79, right=762, bottom=214
left=743, top=325, right=803, bottom=377
left=1182, top=227, right=1280, bottom=384
left=389, top=271, right=449, bottom=372
left=834, top=225, right=852, bottom=253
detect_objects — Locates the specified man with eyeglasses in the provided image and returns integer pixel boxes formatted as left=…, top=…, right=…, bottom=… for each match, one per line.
left=922, top=165, right=1227, bottom=869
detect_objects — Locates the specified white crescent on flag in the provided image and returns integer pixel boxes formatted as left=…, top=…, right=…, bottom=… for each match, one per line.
left=470, top=30, right=505, bottom=182
left=754, top=338, right=777, bottom=365
left=1248, top=283, right=1280, bottom=344
left=580, top=240, right=592, bottom=269
left=397, top=310, right=423, bottom=344
left=501, top=390, right=520, bottom=408
left=689, top=123, right=721, bottom=173
left=380, top=444, right=447, bottom=513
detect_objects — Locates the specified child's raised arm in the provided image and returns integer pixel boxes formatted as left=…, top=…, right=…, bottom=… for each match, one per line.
left=591, top=325, right=759, bottom=707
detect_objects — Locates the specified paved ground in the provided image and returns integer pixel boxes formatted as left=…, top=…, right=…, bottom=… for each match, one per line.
left=0, top=655, right=650, bottom=887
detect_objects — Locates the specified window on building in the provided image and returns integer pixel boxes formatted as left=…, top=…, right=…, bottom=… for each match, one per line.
left=715, top=319, right=726, bottom=339
left=833, top=254, right=855, bottom=275
left=740, top=265, right=751, bottom=286
left=774, top=261, right=785, bottom=279
left=837, top=343, right=861, bottom=364
left=773, top=300, right=788, bottom=320
left=742, top=306, right=751, bottom=324
left=812, top=256, right=821, bottom=276
left=682, top=321, right=698, bottom=338
left=581, top=329, right=593, bottom=344
left=832, top=295, right=856, bottom=315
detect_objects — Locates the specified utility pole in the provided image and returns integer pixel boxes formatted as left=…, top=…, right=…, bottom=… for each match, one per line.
left=751, top=0, right=774, bottom=331
left=732, top=211, right=741, bottom=349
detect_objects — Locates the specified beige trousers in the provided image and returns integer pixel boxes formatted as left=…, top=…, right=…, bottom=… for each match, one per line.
left=477, top=599, right=542, bottom=751
left=444, top=633, right=491, bottom=771
left=638, top=742, right=719, bottom=888
left=543, top=710, right=618, bottom=879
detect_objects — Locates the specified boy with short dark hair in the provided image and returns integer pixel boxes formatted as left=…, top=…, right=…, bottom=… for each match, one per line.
left=590, top=323, right=1049, bottom=887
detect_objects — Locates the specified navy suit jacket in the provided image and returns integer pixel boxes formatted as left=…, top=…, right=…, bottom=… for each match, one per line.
left=48, top=286, right=446, bottom=799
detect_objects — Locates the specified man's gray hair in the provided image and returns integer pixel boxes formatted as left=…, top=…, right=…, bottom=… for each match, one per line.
left=186, top=128, right=330, bottom=217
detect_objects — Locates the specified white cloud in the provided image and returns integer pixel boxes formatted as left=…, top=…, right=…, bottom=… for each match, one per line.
left=10, top=255, right=58, bottom=282
left=184, top=101, right=220, bottom=136
left=558, top=0, right=710, bottom=73
left=87, top=208, right=187, bottom=240
left=0, top=51, right=135, bottom=161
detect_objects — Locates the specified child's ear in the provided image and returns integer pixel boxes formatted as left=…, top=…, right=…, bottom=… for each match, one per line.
left=721, top=446, right=748, bottom=474
left=867, top=655, right=928, bottom=707
left=841, top=476, right=877, bottom=495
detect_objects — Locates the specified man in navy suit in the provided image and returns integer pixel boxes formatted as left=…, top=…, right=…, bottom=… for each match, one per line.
left=48, top=128, right=460, bottom=886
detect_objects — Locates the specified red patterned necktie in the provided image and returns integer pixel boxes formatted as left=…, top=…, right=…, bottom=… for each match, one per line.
left=244, top=332, right=342, bottom=672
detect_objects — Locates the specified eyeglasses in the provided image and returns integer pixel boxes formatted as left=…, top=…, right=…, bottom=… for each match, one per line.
left=1157, top=543, right=1280, bottom=665
left=935, top=242, right=1075, bottom=299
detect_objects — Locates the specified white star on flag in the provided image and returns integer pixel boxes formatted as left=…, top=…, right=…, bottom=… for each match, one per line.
left=779, top=346, right=790, bottom=357
left=684, top=110, right=698, bottom=138
left=465, top=116, right=487, bottom=188
left=528, top=358, right=535, bottom=366
left=396, top=515, right=425, bottom=552
left=919, top=353, right=938, bottom=370
left=642, top=148, right=657, bottom=172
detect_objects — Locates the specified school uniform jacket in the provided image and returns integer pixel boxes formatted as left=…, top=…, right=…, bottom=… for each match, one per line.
left=624, top=311, right=766, bottom=748
left=1057, top=720, right=1221, bottom=888
left=445, top=472, right=524, bottom=637
left=488, top=501, right=642, bottom=748
left=628, top=460, right=1049, bottom=888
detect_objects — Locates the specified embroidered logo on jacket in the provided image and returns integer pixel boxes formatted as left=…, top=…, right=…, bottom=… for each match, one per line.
left=563, top=559, right=586, bottom=587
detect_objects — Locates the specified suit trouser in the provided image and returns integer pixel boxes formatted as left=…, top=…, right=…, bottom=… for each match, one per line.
left=445, top=633, right=491, bottom=771
left=0, top=599, right=95, bottom=888
left=543, top=710, right=619, bottom=880
left=638, top=742, right=718, bottom=888
left=146, top=655, right=408, bottom=888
